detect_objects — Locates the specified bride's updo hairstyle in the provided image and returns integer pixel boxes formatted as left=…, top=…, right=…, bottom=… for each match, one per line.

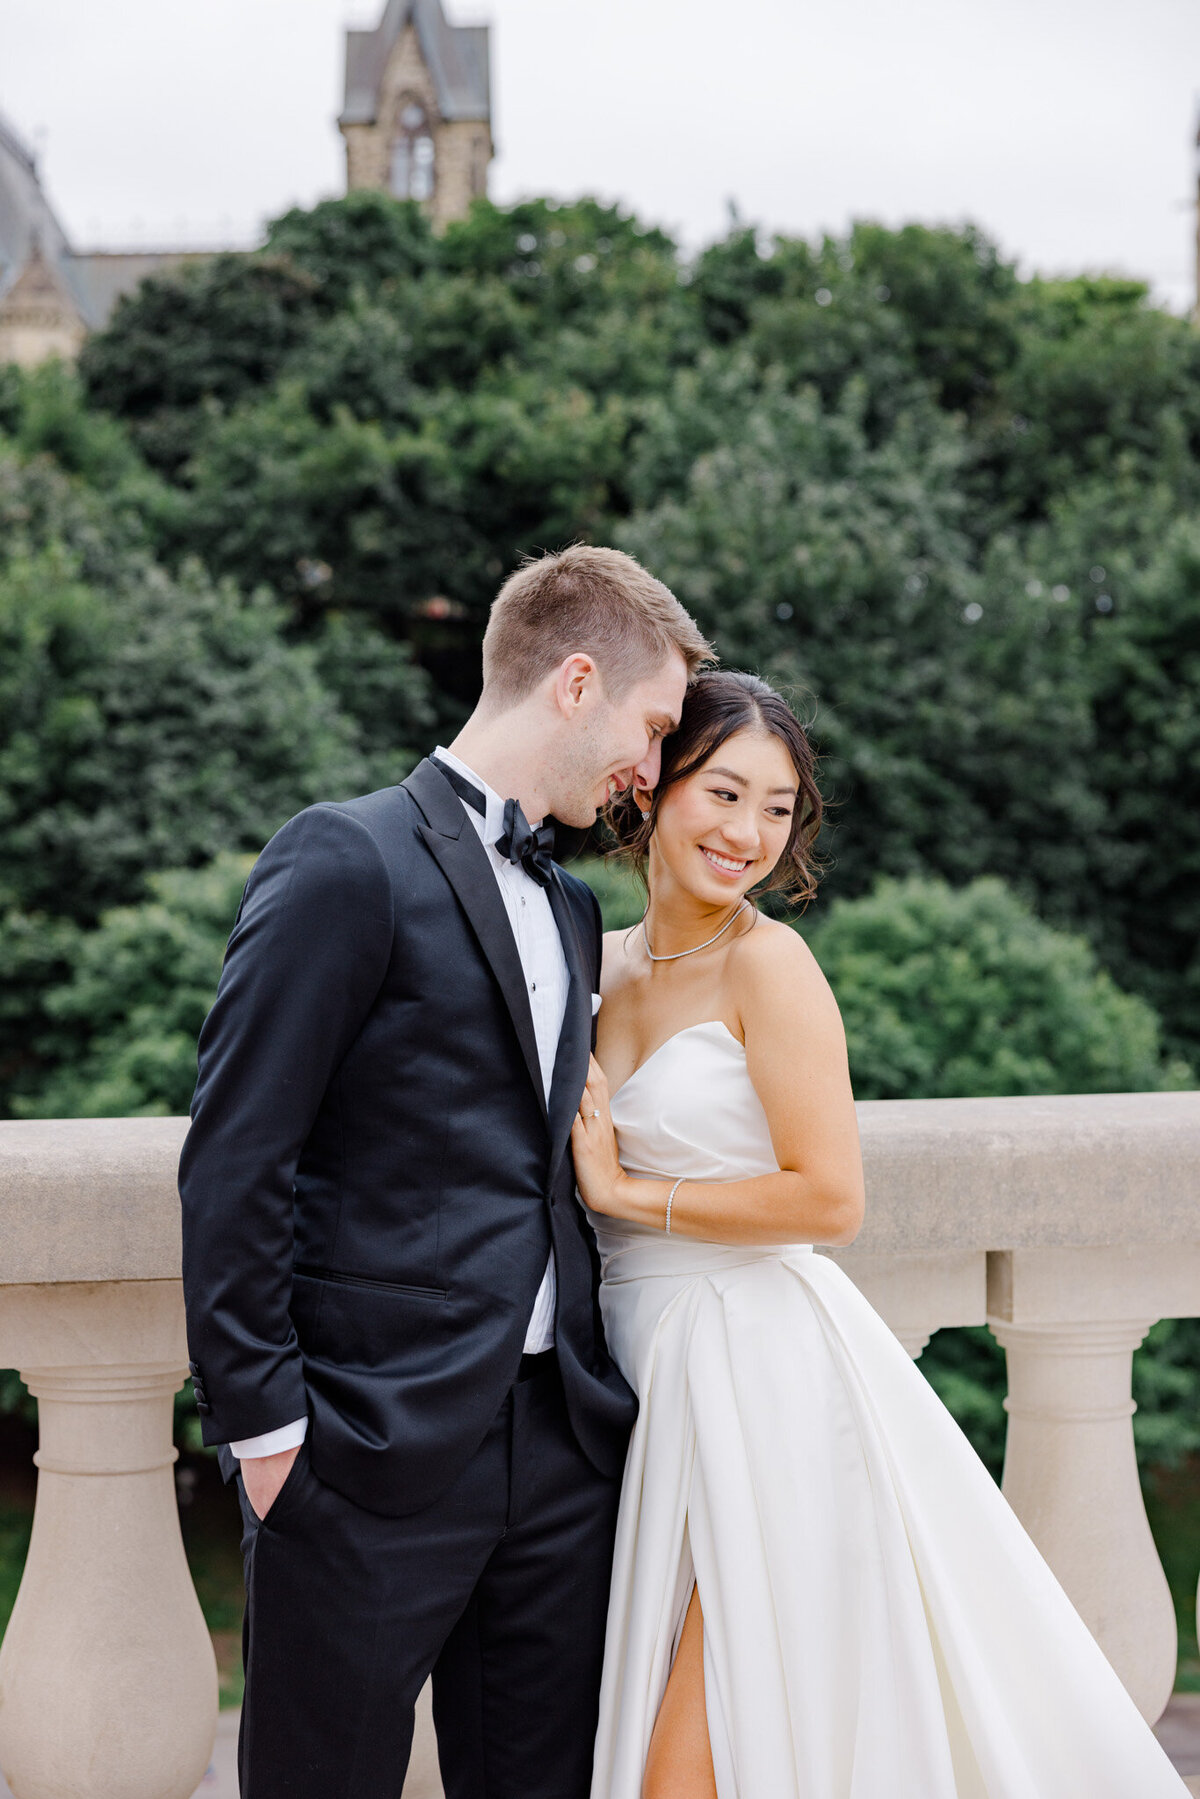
left=607, top=670, right=824, bottom=907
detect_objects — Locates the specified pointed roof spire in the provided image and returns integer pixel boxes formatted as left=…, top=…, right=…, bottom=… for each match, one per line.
left=341, top=0, right=490, bottom=126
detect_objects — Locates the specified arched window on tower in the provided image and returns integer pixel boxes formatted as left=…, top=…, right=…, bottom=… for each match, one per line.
left=390, top=99, right=435, bottom=202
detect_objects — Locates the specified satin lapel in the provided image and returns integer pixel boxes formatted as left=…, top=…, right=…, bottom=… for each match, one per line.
left=545, top=870, right=593, bottom=1170
left=405, top=761, right=547, bottom=1125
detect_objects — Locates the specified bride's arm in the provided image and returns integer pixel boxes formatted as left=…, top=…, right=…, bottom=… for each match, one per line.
left=573, top=926, right=865, bottom=1247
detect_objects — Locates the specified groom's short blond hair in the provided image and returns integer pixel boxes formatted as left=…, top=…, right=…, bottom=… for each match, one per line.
left=481, top=546, right=712, bottom=708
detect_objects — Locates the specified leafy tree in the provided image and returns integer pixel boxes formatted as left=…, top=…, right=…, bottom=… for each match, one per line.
left=1084, top=519, right=1200, bottom=1052
left=1134, top=1320, right=1200, bottom=1473
left=573, top=855, right=646, bottom=932
left=988, top=300, right=1200, bottom=526
left=920, top=1327, right=1008, bottom=1479
left=264, top=190, right=437, bottom=302
left=0, top=545, right=364, bottom=923
left=0, top=362, right=22, bottom=433
left=0, top=905, right=84, bottom=1116
left=11, top=360, right=146, bottom=491
left=310, top=609, right=440, bottom=786
left=842, top=222, right=1021, bottom=417
left=15, top=195, right=1200, bottom=1065
left=806, top=875, right=1190, bottom=1099
left=78, top=254, right=327, bottom=475
left=619, top=365, right=1008, bottom=897
left=13, top=856, right=250, bottom=1119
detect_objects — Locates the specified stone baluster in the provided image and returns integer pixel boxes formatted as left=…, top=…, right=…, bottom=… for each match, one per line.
left=828, top=1247, right=987, bottom=1360
left=0, top=1279, right=217, bottom=1799
left=986, top=1244, right=1200, bottom=1725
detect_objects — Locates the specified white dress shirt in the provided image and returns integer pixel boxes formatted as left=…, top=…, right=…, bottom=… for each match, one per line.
left=231, top=747, right=568, bottom=1459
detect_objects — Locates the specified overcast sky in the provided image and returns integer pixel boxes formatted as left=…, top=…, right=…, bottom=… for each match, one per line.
left=3, top=0, right=1199, bottom=308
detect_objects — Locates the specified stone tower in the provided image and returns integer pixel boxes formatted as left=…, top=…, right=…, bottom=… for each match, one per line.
left=339, top=0, right=493, bottom=230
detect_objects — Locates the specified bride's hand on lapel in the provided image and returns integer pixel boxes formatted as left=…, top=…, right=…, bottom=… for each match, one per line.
left=571, top=1054, right=631, bottom=1216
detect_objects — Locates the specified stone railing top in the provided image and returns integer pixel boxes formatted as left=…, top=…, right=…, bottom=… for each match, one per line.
left=0, top=1092, right=1197, bottom=1287
left=0, top=1116, right=190, bottom=1286
left=853, top=1090, right=1200, bottom=1254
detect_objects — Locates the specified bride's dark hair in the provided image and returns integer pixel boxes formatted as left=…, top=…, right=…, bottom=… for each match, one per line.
left=606, top=670, right=824, bottom=907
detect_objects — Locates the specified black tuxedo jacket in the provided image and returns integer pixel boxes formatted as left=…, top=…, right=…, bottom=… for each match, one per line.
left=179, top=757, right=637, bottom=1516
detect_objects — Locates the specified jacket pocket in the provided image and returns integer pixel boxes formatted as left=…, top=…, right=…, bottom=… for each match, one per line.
left=294, top=1264, right=447, bottom=1300
left=292, top=1267, right=450, bottom=1373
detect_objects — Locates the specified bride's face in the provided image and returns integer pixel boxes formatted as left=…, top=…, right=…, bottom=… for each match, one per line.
left=649, top=728, right=800, bottom=906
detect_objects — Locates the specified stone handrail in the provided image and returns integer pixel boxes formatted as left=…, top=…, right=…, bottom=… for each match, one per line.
left=0, top=1093, right=1197, bottom=1796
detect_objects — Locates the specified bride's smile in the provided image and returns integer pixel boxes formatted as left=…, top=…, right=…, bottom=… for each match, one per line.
left=643, top=728, right=801, bottom=936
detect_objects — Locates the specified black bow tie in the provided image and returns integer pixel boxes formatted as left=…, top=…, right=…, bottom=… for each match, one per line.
left=496, top=801, right=556, bottom=888
left=433, top=758, right=556, bottom=888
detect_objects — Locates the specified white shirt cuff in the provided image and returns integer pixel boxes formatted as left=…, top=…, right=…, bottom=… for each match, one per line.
left=230, top=1415, right=309, bottom=1460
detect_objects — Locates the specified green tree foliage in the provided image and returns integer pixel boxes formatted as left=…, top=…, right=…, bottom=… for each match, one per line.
left=806, top=875, right=1190, bottom=1100
left=309, top=608, right=439, bottom=785
left=264, top=191, right=439, bottom=302
left=573, top=855, right=646, bottom=932
left=0, top=414, right=435, bottom=1110
left=919, top=1327, right=1009, bottom=1480
left=0, top=544, right=362, bottom=922
left=1085, top=520, right=1200, bottom=1045
left=13, top=856, right=250, bottom=1119
left=78, top=253, right=329, bottom=475
left=1134, top=1319, right=1200, bottom=1472
left=989, top=280, right=1200, bottom=524
left=7, top=193, right=1199, bottom=1065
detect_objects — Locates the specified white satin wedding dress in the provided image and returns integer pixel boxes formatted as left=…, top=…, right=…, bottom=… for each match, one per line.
left=586, top=1019, right=1186, bottom=1798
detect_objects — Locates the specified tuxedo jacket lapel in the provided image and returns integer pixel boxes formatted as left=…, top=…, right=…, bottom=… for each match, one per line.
left=404, top=759, right=547, bottom=1124
left=545, top=870, right=592, bottom=1172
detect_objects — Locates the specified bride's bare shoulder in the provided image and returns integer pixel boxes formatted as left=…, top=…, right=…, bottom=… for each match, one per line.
left=729, top=912, right=838, bottom=1012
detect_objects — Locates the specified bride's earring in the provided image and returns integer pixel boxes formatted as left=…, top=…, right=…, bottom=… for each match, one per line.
left=634, top=787, right=653, bottom=817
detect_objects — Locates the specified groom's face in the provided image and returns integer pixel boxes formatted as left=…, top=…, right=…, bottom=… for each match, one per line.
left=553, top=651, right=688, bottom=829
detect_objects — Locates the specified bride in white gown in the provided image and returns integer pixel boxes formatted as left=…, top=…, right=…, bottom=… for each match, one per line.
left=570, top=671, right=1186, bottom=1798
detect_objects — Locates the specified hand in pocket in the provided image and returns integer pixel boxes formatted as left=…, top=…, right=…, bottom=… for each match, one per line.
left=242, top=1444, right=301, bottom=1522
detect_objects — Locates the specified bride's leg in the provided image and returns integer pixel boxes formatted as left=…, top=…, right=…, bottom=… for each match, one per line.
left=642, top=1587, right=717, bottom=1799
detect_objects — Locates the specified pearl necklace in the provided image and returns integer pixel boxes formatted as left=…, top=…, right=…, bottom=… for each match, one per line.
left=642, top=900, right=753, bottom=962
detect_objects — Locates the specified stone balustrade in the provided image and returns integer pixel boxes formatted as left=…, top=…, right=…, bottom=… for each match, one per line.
left=0, top=1092, right=1197, bottom=1797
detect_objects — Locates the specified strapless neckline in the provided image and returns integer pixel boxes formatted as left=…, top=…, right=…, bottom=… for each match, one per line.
left=613, top=1018, right=742, bottom=1097
left=604, top=1012, right=780, bottom=1190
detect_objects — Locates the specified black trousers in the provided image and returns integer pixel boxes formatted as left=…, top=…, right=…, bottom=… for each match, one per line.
left=236, top=1355, right=622, bottom=1799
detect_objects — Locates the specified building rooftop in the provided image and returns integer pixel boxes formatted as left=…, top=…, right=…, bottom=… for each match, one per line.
left=0, top=111, right=96, bottom=321
left=341, top=0, right=490, bottom=125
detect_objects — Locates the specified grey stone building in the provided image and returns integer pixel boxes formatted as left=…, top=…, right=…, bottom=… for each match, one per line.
left=0, top=1, right=493, bottom=368
left=0, top=111, right=200, bottom=368
left=340, top=0, right=493, bottom=229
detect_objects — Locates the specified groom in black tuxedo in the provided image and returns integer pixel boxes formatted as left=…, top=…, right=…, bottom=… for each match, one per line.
left=179, top=546, right=709, bottom=1798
